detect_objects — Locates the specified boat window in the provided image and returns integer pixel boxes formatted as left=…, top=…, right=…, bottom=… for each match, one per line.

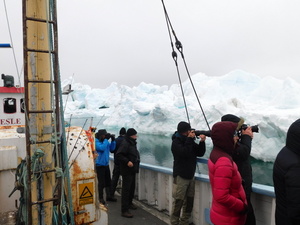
left=3, top=98, right=17, bottom=113
left=20, top=98, right=25, bottom=113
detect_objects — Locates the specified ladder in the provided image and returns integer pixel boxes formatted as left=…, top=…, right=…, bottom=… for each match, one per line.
left=22, top=0, right=73, bottom=224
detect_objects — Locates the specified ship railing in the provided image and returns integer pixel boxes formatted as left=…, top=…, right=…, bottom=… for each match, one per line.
left=109, top=157, right=275, bottom=225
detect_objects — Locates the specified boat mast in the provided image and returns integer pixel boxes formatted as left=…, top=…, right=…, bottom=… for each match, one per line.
left=22, top=0, right=72, bottom=224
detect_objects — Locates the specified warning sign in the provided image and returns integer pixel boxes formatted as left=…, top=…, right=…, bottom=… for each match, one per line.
left=79, top=182, right=94, bottom=205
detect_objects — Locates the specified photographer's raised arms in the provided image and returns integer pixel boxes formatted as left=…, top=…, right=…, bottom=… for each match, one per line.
left=95, top=129, right=117, bottom=205
left=170, top=121, right=206, bottom=225
left=169, top=114, right=258, bottom=225
left=221, top=114, right=257, bottom=225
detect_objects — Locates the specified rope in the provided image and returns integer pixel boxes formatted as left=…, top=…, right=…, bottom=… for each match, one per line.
left=178, top=47, right=211, bottom=130
left=94, top=114, right=106, bottom=129
left=55, top=168, right=67, bottom=216
left=31, top=148, right=45, bottom=181
left=68, top=118, right=88, bottom=161
left=66, top=114, right=73, bottom=145
left=44, top=0, right=62, bottom=170
left=160, top=0, right=210, bottom=130
left=161, top=0, right=190, bottom=123
left=3, top=0, right=21, bottom=84
left=63, top=73, right=75, bottom=114
left=52, top=0, right=75, bottom=221
left=69, top=148, right=84, bottom=169
left=14, top=160, right=27, bottom=224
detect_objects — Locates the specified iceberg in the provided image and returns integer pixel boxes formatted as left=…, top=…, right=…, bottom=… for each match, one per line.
left=62, top=70, right=300, bottom=162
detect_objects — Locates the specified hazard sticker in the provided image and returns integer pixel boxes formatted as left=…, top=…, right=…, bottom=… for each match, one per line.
left=79, top=182, right=94, bottom=205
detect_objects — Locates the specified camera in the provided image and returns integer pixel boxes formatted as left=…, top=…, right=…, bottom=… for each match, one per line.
left=194, top=130, right=211, bottom=137
left=105, top=133, right=115, bottom=139
left=240, top=124, right=259, bottom=133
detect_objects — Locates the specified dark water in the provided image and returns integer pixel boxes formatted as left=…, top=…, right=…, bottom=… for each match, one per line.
left=135, top=132, right=274, bottom=186
left=67, top=118, right=274, bottom=186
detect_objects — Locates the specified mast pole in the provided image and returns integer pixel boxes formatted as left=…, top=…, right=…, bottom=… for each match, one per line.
left=22, top=0, right=70, bottom=224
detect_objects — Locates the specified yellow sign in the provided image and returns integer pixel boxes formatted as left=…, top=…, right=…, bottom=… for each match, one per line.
left=79, top=182, right=94, bottom=205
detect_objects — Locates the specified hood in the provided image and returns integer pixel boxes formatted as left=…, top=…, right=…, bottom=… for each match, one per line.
left=286, top=118, right=300, bottom=153
left=211, top=121, right=237, bottom=154
left=171, top=131, right=186, bottom=141
left=125, top=136, right=137, bottom=145
left=171, top=131, right=177, bottom=140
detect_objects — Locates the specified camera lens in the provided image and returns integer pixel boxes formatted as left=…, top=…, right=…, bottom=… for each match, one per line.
left=251, top=125, right=259, bottom=133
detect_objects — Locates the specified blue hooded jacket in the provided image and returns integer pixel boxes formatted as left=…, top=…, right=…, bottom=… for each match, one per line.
left=95, top=138, right=116, bottom=166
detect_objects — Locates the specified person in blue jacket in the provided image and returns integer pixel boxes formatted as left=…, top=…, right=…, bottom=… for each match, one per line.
left=95, top=129, right=116, bottom=204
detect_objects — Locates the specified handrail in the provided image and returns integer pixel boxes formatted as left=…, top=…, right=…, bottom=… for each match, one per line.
left=111, top=156, right=275, bottom=198
left=197, top=158, right=208, bottom=164
left=197, top=157, right=275, bottom=197
left=0, top=43, right=11, bottom=47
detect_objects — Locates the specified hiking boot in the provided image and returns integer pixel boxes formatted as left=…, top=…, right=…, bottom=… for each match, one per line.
left=121, top=211, right=133, bottom=218
left=99, top=199, right=106, bottom=205
left=129, top=204, right=137, bottom=210
left=106, top=197, right=117, bottom=202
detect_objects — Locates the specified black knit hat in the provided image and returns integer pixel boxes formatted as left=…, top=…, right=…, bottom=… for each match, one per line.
left=177, top=121, right=191, bottom=133
left=97, top=129, right=107, bottom=136
left=119, top=127, right=126, bottom=135
left=221, top=114, right=240, bottom=123
left=126, top=128, right=137, bottom=137
left=221, top=114, right=245, bottom=130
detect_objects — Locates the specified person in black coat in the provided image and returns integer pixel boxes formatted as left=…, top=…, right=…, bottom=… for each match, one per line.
left=221, top=114, right=256, bottom=225
left=116, top=128, right=140, bottom=218
left=110, top=127, right=126, bottom=199
left=170, top=121, right=206, bottom=225
left=273, top=118, right=300, bottom=225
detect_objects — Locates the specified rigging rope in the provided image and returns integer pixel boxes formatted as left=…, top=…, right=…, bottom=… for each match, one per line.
left=63, top=73, right=75, bottom=115
left=161, top=0, right=190, bottom=124
left=68, top=118, right=88, bottom=161
left=160, top=0, right=210, bottom=130
left=3, top=0, right=22, bottom=85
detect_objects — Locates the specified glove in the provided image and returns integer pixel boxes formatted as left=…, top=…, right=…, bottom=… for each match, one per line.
left=111, top=135, right=115, bottom=141
left=105, top=133, right=111, bottom=139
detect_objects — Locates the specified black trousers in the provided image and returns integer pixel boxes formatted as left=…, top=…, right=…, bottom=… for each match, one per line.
left=110, top=164, right=121, bottom=197
left=121, top=173, right=136, bottom=213
left=245, top=198, right=256, bottom=225
left=96, top=165, right=112, bottom=200
left=244, top=184, right=256, bottom=225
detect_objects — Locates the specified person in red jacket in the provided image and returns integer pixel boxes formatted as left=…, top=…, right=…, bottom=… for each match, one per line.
left=208, top=121, right=248, bottom=225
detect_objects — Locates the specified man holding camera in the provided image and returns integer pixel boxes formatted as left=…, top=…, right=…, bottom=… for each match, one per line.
left=170, top=121, right=206, bottom=225
left=116, top=128, right=140, bottom=218
left=221, top=114, right=256, bottom=225
left=95, top=129, right=117, bottom=205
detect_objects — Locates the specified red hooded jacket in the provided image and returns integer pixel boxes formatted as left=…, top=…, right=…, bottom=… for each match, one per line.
left=208, top=121, right=247, bottom=225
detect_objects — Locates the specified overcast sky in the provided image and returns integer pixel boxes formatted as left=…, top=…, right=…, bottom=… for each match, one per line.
left=1, top=0, right=300, bottom=88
